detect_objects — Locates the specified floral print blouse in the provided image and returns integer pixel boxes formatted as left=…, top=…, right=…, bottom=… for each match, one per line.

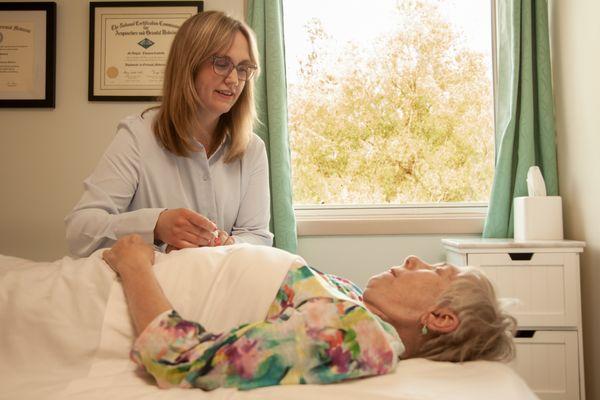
left=131, top=265, right=404, bottom=391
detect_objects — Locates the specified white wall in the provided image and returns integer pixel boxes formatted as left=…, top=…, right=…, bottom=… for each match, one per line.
left=549, top=1, right=600, bottom=399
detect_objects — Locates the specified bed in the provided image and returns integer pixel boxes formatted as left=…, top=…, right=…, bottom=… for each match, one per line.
left=0, top=245, right=538, bottom=400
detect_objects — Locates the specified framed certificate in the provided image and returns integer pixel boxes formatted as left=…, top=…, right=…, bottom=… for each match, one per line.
left=89, top=1, right=203, bottom=101
left=0, top=2, right=56, bottom=108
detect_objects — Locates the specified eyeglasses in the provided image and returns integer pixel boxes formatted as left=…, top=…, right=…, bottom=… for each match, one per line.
left=211, top=56, right=257, bottom=81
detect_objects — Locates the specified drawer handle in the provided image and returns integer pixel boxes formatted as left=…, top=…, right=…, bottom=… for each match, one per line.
left=509, top=253, right=534, bottom=261
left=514, top=330, right=536, bottom=338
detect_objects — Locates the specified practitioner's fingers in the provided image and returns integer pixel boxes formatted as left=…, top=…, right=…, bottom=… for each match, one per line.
left=184, top=210, right=218, bottom=234
left=155, top=208, right=217, bottom=248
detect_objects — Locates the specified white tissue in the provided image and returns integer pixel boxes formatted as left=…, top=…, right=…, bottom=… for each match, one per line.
left=526, top=166, right=547, bottom=196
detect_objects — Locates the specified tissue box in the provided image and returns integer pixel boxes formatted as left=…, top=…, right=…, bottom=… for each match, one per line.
left=514, top=196, right=564, bottom=241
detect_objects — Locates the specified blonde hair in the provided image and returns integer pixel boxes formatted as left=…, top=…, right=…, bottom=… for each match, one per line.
left=149, top=11, right=260, bottom=162
left=416, top=268, right=517, bottom=362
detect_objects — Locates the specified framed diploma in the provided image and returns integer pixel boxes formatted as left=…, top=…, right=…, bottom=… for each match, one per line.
left=89, top=1, right=203, bottom=101
left=0, top=2, right=56, bottom=108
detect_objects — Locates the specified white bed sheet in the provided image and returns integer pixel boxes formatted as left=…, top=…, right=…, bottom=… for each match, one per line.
left=0, top=246, right=538, bottom=400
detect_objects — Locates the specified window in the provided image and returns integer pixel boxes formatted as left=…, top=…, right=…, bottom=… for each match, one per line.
left=283, top=0, right=495, bottom=214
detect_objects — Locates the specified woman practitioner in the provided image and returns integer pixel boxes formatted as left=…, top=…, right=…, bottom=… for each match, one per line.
left=103, top=235, right=517, bottom=391
left=66, top=11, right=272, bottom=257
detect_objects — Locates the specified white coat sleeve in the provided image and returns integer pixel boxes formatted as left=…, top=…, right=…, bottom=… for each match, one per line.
left=230, top=137, right=274, bottom=246
left=64, top=125, right=164, bottom=257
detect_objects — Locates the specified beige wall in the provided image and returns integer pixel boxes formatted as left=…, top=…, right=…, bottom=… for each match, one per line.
left=0, top=0, right=243, bottom=260
left=550, top=1, right=600, bottom=399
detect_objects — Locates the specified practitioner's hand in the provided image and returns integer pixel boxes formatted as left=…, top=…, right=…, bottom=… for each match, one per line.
left=103, top=234, right=155, bottom=277
left=154, top=208, right=218, bottom=250
left=165, top=230, right=233, bottom=251
left=214, top=230, right=235, bottom=246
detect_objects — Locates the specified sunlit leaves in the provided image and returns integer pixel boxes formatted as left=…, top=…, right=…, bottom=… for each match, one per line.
left=287, top=0, right=494, bottom=205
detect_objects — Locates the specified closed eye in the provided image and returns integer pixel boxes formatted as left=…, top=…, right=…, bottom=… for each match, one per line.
left=433, top=263, right=447, bottom=272
left=434, top=264, right=455, bottom=277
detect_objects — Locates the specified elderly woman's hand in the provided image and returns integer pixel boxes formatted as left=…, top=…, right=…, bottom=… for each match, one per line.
left=103, top=234, right=155, bottom=277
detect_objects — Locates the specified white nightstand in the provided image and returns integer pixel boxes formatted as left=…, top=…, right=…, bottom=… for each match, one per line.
left=442, top=238, right=586, bottom=400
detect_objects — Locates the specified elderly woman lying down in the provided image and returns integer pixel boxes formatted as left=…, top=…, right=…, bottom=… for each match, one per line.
left=102, top=234, right=517, bottom=391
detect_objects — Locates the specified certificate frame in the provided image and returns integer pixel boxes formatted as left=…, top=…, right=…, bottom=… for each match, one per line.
left=0, top=2, right=56, bottom=108
left=89, top=1, right=203, bottom=101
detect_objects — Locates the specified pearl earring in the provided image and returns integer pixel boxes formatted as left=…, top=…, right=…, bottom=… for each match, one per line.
left=421, top=325, right=428, bottom=335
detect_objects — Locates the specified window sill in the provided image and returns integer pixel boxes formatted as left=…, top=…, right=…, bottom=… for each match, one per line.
left=295, top=204, right=487, bottom=236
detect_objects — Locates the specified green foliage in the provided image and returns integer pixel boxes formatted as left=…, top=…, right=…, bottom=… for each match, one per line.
left=288, top=0, right=494, bottom=205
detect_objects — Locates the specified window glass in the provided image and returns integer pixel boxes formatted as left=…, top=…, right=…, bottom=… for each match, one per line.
left=283, top=0, right=494, bottom=205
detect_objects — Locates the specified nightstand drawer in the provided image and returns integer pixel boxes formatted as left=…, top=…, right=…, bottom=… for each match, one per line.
left=467, top=253, right=579, bottom=328
left=512, top=331, right=580, bottom=400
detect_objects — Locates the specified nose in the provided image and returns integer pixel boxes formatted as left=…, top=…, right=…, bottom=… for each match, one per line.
left=403, top=255, right=431, bottom=270
left=224, top=67, right=240, bottom=86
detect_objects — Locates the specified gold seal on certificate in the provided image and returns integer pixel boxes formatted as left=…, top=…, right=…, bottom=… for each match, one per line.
left=106, top=66, right=119, bottom=79
left=89, top=2, right=203, bottom=101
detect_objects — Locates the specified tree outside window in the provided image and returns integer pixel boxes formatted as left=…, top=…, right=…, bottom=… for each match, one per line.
left=284, top=0, right=494, bottom=205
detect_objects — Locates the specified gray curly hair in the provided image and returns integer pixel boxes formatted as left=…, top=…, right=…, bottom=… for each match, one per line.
left=415, top=267, right=517, bottom=362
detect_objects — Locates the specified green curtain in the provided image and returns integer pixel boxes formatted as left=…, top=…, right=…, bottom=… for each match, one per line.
left=483, top=0, right=558, bottom=238
left=247, top=0, right=297, bottom=252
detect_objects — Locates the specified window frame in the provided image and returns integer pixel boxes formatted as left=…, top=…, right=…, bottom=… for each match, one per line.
left=295, top=203, right=487, bottom=235
left=287, top=0, right=497, bottom=236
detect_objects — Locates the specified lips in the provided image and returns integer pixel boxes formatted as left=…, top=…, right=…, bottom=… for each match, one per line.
left=215, top=89, right=234, bottom=97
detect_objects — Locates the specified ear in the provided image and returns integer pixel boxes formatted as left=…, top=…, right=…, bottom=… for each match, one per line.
left=421, top=307, right=459, bottom=334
